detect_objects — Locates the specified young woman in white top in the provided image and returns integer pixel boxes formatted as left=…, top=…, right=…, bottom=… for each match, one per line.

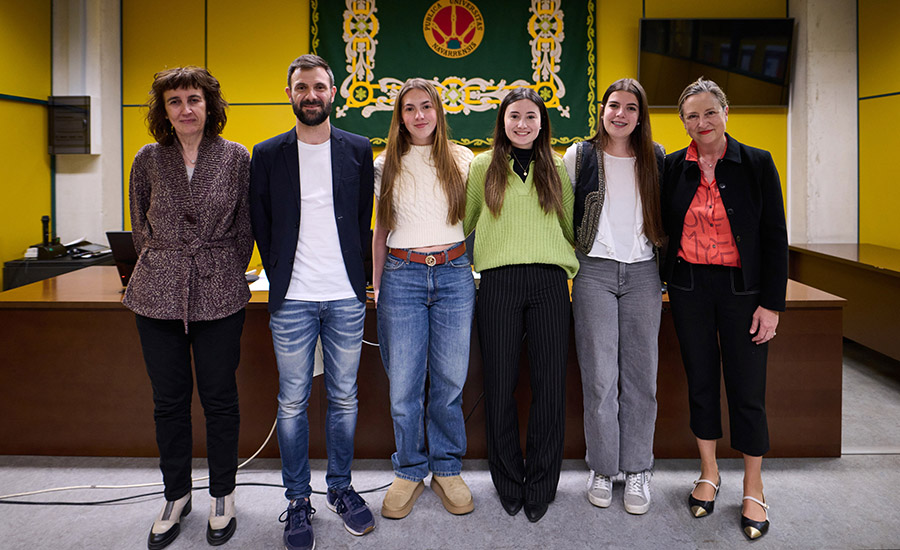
left=372, top=78, right=475, bottom=520
left=563, top=78, right=665, bottom=515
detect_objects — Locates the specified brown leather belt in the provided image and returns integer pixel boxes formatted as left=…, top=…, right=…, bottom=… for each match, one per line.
left=388, top=244, right=466, bottom=267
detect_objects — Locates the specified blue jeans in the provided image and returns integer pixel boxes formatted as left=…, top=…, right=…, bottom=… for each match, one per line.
left=377, top=247, right=475, bottom=481
left=269, top=298, right=366, bottom=500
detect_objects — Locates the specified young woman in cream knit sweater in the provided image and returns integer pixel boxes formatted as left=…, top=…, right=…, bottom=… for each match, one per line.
left=372, top=78, right=475, bottom=520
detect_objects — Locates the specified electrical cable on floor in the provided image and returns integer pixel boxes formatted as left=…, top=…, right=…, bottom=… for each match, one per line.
left=0, top=418, right=391, bottom=506
left=0, top=324, right=485, bottom=507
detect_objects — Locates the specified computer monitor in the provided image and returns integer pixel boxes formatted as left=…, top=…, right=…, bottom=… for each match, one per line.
left=105, top=231, right=137, bottom=287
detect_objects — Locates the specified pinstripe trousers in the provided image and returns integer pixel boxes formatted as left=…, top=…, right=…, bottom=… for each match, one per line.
left=476, top=264, right=570, bottom=504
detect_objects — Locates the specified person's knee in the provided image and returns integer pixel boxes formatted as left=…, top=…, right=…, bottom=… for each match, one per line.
left=327, top=389, right=358, bottom=411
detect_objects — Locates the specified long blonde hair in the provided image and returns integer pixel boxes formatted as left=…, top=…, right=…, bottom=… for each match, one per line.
left=377, top=78, right=466, bottom=231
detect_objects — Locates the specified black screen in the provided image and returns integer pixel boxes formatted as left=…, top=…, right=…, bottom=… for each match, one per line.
left=639, top=18, right=794, bottom=107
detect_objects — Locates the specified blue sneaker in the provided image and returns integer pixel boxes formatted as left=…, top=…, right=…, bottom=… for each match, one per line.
left=279, top=498, right=315, bottom=550
left=326, top=485, right=375, bottom=536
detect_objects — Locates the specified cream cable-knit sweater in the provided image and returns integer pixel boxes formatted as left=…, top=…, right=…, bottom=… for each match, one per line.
left=374, top=142, right=474, bottom=248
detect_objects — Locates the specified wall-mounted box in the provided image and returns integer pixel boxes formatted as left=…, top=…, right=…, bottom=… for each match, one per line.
left=48, top=95, right=100, bottom=154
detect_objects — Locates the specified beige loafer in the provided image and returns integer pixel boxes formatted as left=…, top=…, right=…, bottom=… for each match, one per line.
left=431, top=475, right=474, bottom=515
left=381, top=477, right=425, bottom=519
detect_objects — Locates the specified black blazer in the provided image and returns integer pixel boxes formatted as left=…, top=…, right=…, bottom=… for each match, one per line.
left=661, top=133, right=788, bottom=311
left=249, top=126, right=374, bottom=313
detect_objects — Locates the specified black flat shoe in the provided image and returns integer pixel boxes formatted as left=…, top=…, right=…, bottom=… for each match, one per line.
left=524, top=501, right=548, bottom=523
left=688, top=475, right=720, bottom=518
left=741, top=495, right=770, bottom=540
left=500, top=496, right=524, bottom=516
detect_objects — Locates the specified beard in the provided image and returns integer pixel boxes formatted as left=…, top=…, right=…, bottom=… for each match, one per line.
left=292, top=97, right=332, bottom=126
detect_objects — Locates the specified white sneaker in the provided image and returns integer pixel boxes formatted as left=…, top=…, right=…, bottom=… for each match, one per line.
left=624, top=471, right=651, bottom=515
left=587, top=470, right=612, bottom=508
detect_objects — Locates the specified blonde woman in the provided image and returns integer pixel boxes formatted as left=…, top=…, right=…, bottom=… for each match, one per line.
left=662, top=78, right=787, bottom=540
left=373, top=78, right=475, bottom=519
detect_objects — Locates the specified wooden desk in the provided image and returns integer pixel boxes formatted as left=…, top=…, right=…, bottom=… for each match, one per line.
left=0, top=267, right=845, bottom=459
left=789, top=243, right=900, bottom=361
left=3, top=253, right=114, bottom=291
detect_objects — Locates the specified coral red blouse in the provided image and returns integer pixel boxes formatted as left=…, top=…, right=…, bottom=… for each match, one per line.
left=676, top=141, right=741, bottom=267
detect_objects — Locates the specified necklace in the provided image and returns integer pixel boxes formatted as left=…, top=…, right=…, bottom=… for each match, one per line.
left=184, top=153, right=197, bottom=165
left=512, top=149, right=534, bottom=177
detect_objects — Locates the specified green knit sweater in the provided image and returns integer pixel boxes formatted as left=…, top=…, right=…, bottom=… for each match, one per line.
left=464, top=150, right=578, bottom=278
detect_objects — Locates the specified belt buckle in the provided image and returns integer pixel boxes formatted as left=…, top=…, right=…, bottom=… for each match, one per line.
left=425, top=254, right=437, bottom=266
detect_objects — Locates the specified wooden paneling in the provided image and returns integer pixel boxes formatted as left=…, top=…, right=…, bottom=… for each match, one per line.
left=790, top=243, right=900, bottom=362
left=1, top=268, right=844, bottom=458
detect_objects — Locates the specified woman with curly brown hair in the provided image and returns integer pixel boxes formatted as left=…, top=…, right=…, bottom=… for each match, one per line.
left=124, top=66, right=252, bottom=549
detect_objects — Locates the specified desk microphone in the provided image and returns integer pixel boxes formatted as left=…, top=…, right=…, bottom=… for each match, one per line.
left=36, top=215, right=67, bottom=260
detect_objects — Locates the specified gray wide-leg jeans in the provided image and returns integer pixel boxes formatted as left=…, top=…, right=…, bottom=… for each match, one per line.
left=572, top=252, right=661, bottom=476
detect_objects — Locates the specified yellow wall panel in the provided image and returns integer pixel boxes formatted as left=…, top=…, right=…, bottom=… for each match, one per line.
left=208, top=0, right=310, bottom=104
left=0, top=102, right=51, bottom=276
left=122, top=106, right=151, bottom=229
left=221, top=104, right=297, bottom=154
left=644, top=0, right=786, bottom=18
left=597, top=0, right=643, bottom=96
left=0, top=0, right=51, bottom=98
left=0, top=0, right=51, bottom=285
left=122, top=0, right=205, bottom=105
left=859, top=95, right=900, bottom=248
left=859, top=0, right=900, bottom=98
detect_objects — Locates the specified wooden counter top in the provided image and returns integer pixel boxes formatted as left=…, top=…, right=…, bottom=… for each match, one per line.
left=0, top=266, right=271, bottom=309
left=790, top=243, right=900, bottom=277
left=1, top=266, right=843, bottom=309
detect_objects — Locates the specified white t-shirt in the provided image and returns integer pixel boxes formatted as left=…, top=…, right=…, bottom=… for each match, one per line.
left=285, top=139, right=356, bottom=301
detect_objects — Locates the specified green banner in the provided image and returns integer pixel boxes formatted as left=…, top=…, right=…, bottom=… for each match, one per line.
left=312, top=0, right=596, bottom=146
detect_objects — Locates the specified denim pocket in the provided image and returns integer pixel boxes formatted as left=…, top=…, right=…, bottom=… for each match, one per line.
left=447, top=254, right=471, bottom=268
left=384, top=255, right=406, bottom=271
left=668, top=258, right=694, bottom=291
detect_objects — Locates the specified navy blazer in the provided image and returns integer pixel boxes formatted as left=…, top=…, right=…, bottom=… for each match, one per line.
left=249, top=126, right=374, bottom=313
left=661, top=133, right=788, bottom=311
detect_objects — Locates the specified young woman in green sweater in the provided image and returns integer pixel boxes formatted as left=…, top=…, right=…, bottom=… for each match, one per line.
left=464, top=87, right=577, bottom=523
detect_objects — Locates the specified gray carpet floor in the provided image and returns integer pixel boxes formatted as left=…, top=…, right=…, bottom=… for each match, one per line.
left=2, top=340, right=898, bottom=550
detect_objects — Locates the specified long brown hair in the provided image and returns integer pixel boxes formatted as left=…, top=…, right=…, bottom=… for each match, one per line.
left=146, top=66, right=227, bottom=146
left=377, top=78, right=466, bottom=231
left=590, top=78, right=664, bottom=246
left=484, top=87, right=563, bottom=218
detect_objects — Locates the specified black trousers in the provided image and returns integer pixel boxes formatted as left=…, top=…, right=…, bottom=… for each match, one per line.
left=667, top=260, right=770, bottom=456
left=135, top=309, right=245, bottom=500
left=476, top=264, right=570, bottom=504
